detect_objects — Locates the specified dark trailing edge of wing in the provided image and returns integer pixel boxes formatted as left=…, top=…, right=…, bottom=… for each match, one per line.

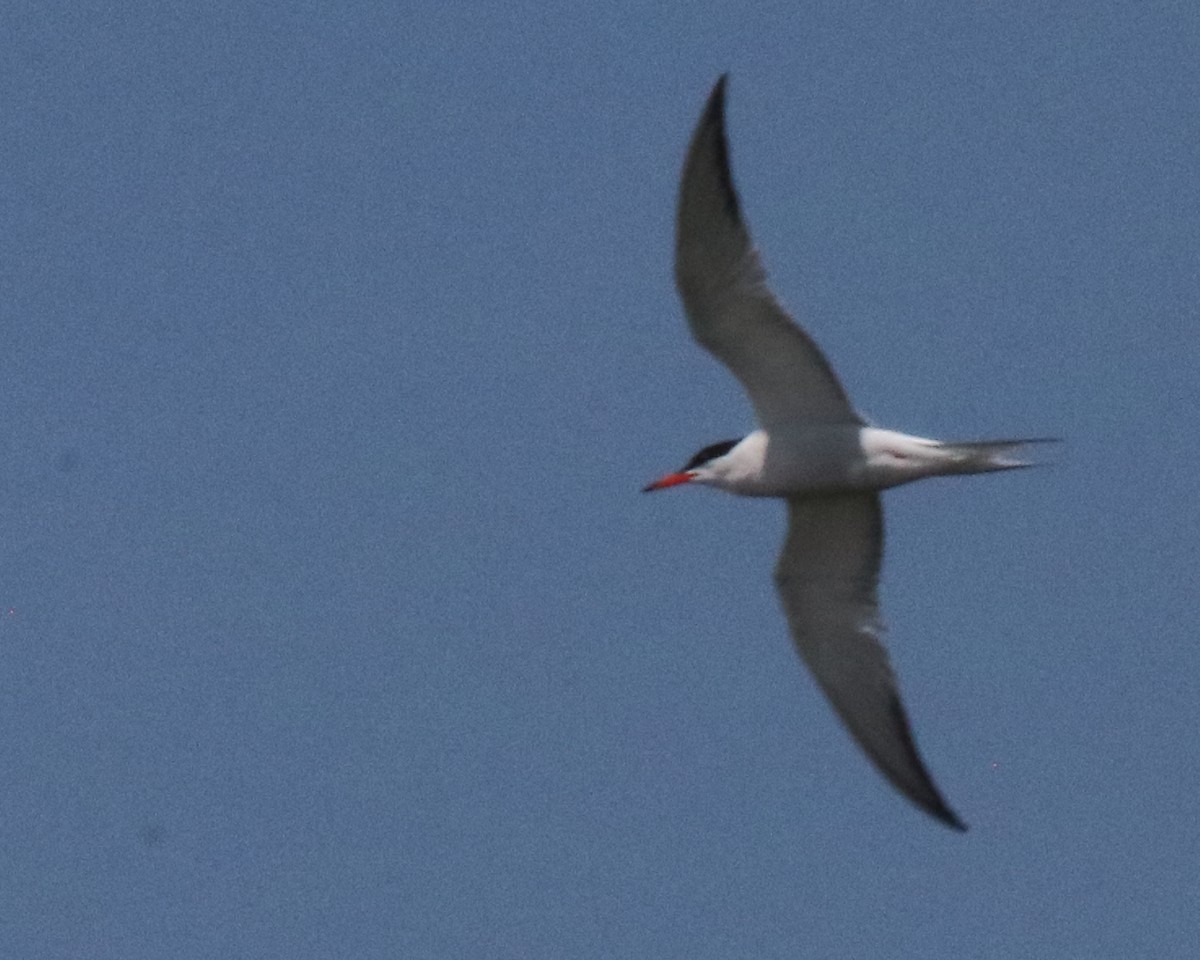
left=683, top=438, right=741, bottom=471
left=887, top=695, right=968, bottom=832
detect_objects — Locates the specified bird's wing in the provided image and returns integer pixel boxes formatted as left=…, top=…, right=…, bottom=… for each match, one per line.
left=676, top=75, right=861, bottom=431
left=774, top=494, right=965, bottom=830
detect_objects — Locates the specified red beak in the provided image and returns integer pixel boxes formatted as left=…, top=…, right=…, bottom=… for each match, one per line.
left=642, top=472, right=695, bottom=493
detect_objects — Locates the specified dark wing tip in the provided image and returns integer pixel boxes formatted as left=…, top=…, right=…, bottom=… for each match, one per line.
left=694, top=74, right=740, bottom=221
left=711, top=72, right=729, bottom=105
left=932, top=799, right=969, bottom=833
left=888, top=696, right=969, bottom=832
left=701, top=73, right=729, bottom=117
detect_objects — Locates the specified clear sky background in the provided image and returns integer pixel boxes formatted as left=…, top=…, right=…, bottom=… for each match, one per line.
left=3, top=1, right=1198, bottom=957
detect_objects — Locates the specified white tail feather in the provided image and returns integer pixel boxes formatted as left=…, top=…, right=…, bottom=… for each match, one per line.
left=937, top=438, right=1058, bottom=474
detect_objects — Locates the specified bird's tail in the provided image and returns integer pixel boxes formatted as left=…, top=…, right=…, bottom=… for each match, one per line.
left=934, top=437, right=1059, bottom=474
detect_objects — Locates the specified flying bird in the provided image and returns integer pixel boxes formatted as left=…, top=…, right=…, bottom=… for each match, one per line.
left=645, top=75, right=1048, bottom=830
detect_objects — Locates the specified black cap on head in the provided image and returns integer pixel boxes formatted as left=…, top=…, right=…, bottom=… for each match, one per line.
left=683, top=439, right=740, bottom=471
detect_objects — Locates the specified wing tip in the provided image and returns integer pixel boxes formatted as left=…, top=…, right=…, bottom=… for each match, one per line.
left=712, top=71, right=729, bottom=102
left=693, top=73, right=739, bottom=221
left=928, top=798, right=969, bottom=833
left=887, top=695, right=968, bottom=832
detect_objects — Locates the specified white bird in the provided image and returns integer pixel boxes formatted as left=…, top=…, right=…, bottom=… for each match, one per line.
left=645, top=75, right=1049, bottom=831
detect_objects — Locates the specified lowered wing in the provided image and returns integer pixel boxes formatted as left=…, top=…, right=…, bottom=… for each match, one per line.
left=774, top=494, right=965, bottom=830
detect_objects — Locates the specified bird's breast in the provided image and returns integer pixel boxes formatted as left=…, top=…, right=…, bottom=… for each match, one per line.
left=719, top=426, right=871, bottom=497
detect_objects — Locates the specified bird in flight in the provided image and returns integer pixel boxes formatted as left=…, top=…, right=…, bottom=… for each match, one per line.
left=645, top=75, right=1048, bottom=830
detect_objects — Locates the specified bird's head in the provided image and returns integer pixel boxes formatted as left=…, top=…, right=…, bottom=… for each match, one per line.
left=643, top=438, right=741, bottom=492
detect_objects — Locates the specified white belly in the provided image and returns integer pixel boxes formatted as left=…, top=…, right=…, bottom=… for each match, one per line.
left=715, top=427, right=948, bottom=497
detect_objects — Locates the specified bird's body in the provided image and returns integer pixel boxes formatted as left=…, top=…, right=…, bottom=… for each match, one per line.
left=645, top=75, right=1048, bottom=831
left=665, top=426, right=1034, bottom=498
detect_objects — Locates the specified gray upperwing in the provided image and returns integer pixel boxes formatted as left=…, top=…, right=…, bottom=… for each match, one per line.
left=675, top=75, right=862, bottom=430
left=774, top=493, right=966, bottom=830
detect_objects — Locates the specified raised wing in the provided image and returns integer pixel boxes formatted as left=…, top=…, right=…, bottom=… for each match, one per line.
left=676, top=76, right=861, bottom=430
left=774, top=494, right=965, bottom=830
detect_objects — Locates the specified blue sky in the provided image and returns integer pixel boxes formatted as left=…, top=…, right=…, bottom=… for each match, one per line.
left=3, top=1, right=1198, bottom=956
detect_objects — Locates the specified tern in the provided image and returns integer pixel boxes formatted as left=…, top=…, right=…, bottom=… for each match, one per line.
left=645, top=75, right=1048, bottom=831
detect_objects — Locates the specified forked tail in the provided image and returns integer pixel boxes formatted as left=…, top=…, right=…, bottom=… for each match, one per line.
left=936, top=437, right=1059, bottom=474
